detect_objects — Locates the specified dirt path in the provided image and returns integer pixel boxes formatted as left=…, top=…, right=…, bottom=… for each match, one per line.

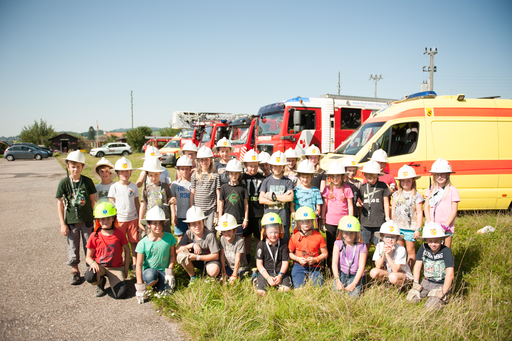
left=0, top=158, right=185, bottom=340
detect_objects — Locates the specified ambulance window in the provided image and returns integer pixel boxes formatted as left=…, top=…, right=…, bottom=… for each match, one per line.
left=340, top=108, right=361, bottom=129
left=389, top=122, right=419, bottom=157
left=288, top=110, right=316, bottom=133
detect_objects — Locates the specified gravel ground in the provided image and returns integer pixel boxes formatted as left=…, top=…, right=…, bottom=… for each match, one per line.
left=0, top=158, right=186, bottom=341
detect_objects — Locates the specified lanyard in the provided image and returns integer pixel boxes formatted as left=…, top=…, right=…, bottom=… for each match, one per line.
left=266, top=239, right=280, bottom=274
left=401, top=190, right=413, bottom=226
left=366, top=183, right=377, bottom=217
left=69, top=176, right=83, bottom=219
left=342, top=243, right=357, bottom=274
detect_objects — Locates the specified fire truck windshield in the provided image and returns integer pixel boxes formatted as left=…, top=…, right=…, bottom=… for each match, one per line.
left=258, top=112, right=284, bottom=136
left=181, top=129, right=193, bottom=138
left=229, top=125, right=250, bottom=144
left=201, top=127, right=213, bottom=143
left=335, top=122, right=385, bottom=155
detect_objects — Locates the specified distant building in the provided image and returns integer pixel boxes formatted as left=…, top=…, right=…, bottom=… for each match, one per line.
left=49, top=133, right=81, bottom=153
left=105, top=132, right=127, bottom=143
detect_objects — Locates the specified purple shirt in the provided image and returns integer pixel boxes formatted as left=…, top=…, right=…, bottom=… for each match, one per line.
left=334, top=241, right=366, bottom=275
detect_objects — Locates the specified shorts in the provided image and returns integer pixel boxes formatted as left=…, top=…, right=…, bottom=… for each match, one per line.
left=445, top=232, right=454, bottom=237
left=243, top=217, right=262, bottom=239
left=225, top=265, right=248, bottom=278
left=400, top=229, right=416, bottom=242
left=118, top=219, right=140, bottom=243
left=191, top=260, right=221, bottom=271
left=235, top=224, right=244, bottom=236
left=84, top=265, right=126, bottom=298
left=360, top=226, right=380, bottom=245
left=256, top=271, right=292, bottom=292
left=175, top=218, right=189, bottom=236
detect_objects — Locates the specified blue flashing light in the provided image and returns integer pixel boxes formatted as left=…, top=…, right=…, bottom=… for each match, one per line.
left=221, top=119, right=227, bottom=124
left=401, top=91, right=437, bottom=102
left=285, top=97, right=310, bottom=103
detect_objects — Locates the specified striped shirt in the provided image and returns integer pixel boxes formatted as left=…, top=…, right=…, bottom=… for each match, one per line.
left=191, top=172, right=220, bottom=212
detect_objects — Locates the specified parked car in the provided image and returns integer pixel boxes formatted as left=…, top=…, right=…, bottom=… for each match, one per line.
left=4, top=145, right=47, bottom=161
left=159, top=138, right=181, bottom=166
left=11, top=143, right=52, bottom=157
left=90, top=143, right=133, bottom=157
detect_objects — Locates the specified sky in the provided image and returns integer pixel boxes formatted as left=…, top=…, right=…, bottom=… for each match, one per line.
left=1, top=0, right=511, bottom=137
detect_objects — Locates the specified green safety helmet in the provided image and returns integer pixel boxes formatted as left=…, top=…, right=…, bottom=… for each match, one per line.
left=94, top=202, right=117, bottom=219
left=337, top=215, right=361, bottom=232
left=295, top=206, right=317, bottom=231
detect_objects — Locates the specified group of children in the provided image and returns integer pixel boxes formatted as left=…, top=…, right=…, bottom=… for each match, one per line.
left=56, top=139, right=458, bottom=308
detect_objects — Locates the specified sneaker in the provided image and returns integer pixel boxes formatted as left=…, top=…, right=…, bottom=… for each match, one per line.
left=71, top=272, right=81, bottom=285
left=95, top=277, right=106, bottom=297
left=251, top=268, right=258, bottom=287
left=188, top=276, right=196, bottom=286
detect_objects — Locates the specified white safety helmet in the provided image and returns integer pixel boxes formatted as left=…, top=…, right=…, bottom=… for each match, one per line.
left=296, top=159, right=316, bottom=174
left=215, top=213, right=239, bottom=231
left=258, top=151, right=271, bottom=164
left=139, top=156, right=164, bottom=173
left=212, top=137, right=234, bottom=153
left=371, top=149, right=388, bottom=163
left=396, top=165, right=420, bottom=180
left=93, top=157, right=116, bottom=181
left=140, top=206, right=169, bottom=225
left=178, top=141, right=198, bottom=156
left=183, top=206, right=206, bottom=223
left=176, top=156, right=193, bottom=167
left=65, top=150, right=87, bottom=166
left=284, top=148, right=300, bottom=159
left=325, top=161, right=347, bottom=175
left=420, top=222, right=447, bottom=239
left=305, top=145, right=323, bottom=158
left=144, top=146, right=162, bottom=159
left=196, top=146, right=214, bottom=159
left=225, top=159, right=243, bottom=172
left=114, top=157, right=133, bottom=171
left=269, top=151, right=288, bottom=166
left=242, top=149, right=260, bottom=163
left=342, top=156, right=360, bottom=169
left=429, top=158, right=455, bottom=173
left=374, top=220, right=404, bottom=240
left=361, top=159, right=383, bottom=175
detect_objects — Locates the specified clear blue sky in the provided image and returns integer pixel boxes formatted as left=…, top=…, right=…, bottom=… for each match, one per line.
left=1, top=0, right=511, bottom=137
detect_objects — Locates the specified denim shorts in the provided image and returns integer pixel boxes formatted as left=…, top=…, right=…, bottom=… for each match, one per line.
left=174, top=218, right=189, bottom=236
left=400, top=229, right=416, bottom=242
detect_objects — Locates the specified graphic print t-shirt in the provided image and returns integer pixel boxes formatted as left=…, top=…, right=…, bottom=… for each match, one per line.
left=359, top=181, right=390, bottom=227
left=415, top=244, right=454, bottom=283
left=242, top=173, right=265, bottom=218
left=219, top=183, right=248, bottom=224
left=86, top=229, right=128, bottom=268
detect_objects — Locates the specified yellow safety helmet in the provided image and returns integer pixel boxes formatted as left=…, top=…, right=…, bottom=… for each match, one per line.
left=261, top=212, right=283, bottom=239
left=294, top=206, right=317, bottom=231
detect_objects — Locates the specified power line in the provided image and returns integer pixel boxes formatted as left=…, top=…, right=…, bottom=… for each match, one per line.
left=369, top=74, right=383, bottom=97
left=423, top=47, right=438, bottom=91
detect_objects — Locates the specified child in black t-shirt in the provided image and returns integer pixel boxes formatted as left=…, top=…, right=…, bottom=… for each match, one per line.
left=219, top=159, right=248, bottom=235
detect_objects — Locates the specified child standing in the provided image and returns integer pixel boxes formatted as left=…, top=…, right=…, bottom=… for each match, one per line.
left=176, top=141, right=198, bottom=181
left=424, top=158, right=459, bottom=248
left=359, top=160, right=391, bottom=248
left=366, top=149, right=397, bottom=194
left=217, top=213, right=248, bottom=283
left=392, top=165, right=424, bottom=269
left=218, top=159, right=249, bottom=236
left=85, top=202, right=129, bottom=298
left=291, top=159, right=323, bottom=221
left=305, top=145, right=326, bottom=193
left=255, top=213, right=292, bottom=296
left=108, top=157, right=140, bottom=270
left=259, top=151, right=295, bottom=243
left=332, top=216, right=367, bottom=298
left=258, top=151, right=272, bottom=177
left=136, top=146, right=172, bottom=188
left=284, top=148, right=300, bottom=185
left=342, top=156, right=362, bottom=218
left=170, top=156, right=193, bottom=243
left=135, top=207, right=177, bottom=303
left=93, top=157, right=116, bottom=202
left=322, top=161, right=354, bottom=262
left=288, top=207, right=328, bottom=288
left=56, top=151, right=97, bottom=285
left=190, top=146, right=221, bottom=231
left=213, top=137, right=234, bottom=185
left=407, top=222, right=454, bottom=309
left=370, top=221, right=413, bottom=285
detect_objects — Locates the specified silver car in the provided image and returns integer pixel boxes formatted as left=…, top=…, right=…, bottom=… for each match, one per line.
left=4, top=145, right=47, bottom=161
left=90, top=143, right=133, bottom=157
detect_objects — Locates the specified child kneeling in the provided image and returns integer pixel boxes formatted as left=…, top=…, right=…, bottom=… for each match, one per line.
left=85, top=202, right=130, bottom=299
left=255, top=213, right=292, bottom=296
left=332, top=216, right=367, bottom=297
left=407, top=222, right=454, bottom=309
left=217, top=213, right=248, bottom=284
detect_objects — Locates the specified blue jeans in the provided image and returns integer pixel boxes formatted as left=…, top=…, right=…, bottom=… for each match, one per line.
left=142, top=268, right=168, bottom=292
left=291, top=263, right=323, bottom=288
left=333, top=271, right=366, bottom=298
left=175, top=218, right=189, bottom=236
left=225, top=265, right=248, bottom=279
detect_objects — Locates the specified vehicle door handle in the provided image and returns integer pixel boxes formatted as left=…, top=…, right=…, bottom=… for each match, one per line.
left=409, top=163, right=420, bottom=167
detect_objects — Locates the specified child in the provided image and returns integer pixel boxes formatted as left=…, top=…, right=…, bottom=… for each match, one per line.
left=93, top=157, right=116, bottom=202
left=366, top=149, right=397, bottom=194
left=288, top=207, right=328, bottom=288
left=259, top=151, right=294, bottom=243
left=291, top=160, right=323, bottom=222
left=424, top=158, right=459, bottom=248
left=85, top=202, right=129, bottom=298
left=392, top=165, right=424, bottom=269
left=358, top=159, right=391, bottom=248
left=217, top=213, right=248, bottom=283
left=284, top=147, right=300, bottom=185
left=136, top=146, right=172, bottom=188
left=342, top=156, right=362, bottom=218
left=213, top=137, right=233, bottom=185
left=332, top=216, right=367, bottom=298
left=170, top=156, right=193, bottom=243
left=135, top=206, right=177, bottom=303
left=322, top=161, right=354, bottom=263
left=258, top=151, right=272, bottom=177
left=218, top=159, right=249, bottom=236
left=305, top=145, right=326, bottom=193
left=56, top=150, right=97, bottom=285
left=241, top=150, right=265, bottom=263
left=138, top=156, right=173, bottom=234
left=370, top=221, right=413, bottom=285
left=255, top=213, right=292, bottom=296
left=176, top=206, right=221, bottom=283
left=176, top=141, right=198, bottom=181
left=108, top=157, right=140, bottom=269
left=190, top=146, right=221, bottom=231
left=407, top=222, right=454, bottom=309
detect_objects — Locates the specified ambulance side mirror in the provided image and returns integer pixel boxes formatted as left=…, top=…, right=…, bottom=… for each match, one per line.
left=292, top=109, right=302, bottom=134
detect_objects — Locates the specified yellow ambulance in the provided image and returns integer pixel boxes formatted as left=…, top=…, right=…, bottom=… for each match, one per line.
left=321, top=91, right=512, bottom=211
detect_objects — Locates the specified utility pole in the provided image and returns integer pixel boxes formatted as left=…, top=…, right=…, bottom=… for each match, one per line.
left=369, top=74, right=382, bottom=98
left=131, top=90, right=133, bottom=129
left=423, top=47, right=437, bottom=91
left=337, top=71, right=341, bottom=95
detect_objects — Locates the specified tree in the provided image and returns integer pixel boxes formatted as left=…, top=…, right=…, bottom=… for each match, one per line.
left=159, top=126, right=181, bottom=137
left=125, top=126, right=152, bottom=152
left=88, top=126, right=95, bottom=140
left=19, top=119, right=56, bottom=147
